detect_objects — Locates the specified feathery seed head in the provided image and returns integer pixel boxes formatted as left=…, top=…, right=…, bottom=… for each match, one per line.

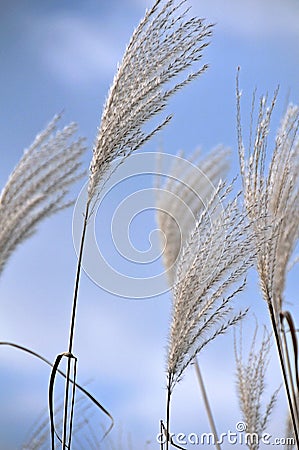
left=234, top=325, right=280, bottom=448
left=88, top=0, right=213, bottom=203
left=156, top=146, right=230, bottom=285
left=166, top=181, right=255, bottom=390
left=237, top=82, right=299, bottom=316
left=0, top=115, right=86, bottom=275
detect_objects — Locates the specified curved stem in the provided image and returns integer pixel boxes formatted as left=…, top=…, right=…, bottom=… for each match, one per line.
left=0, top=341, right=114, bottom=438
left=280, top=313, right=299, bottom=430
left=268, top=302, right=299, bottom=447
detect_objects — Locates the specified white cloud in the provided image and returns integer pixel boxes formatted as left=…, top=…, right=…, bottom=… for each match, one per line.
left=27, top=14, right=124, bottom=86
left=115, top=0, right=299, bottom=40
left=18, top=0, right=299, bottom=88
left=191, top=0, right=299, bottom=39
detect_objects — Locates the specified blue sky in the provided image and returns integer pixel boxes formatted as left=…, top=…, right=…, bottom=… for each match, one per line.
left=0, top=0, right=298, bottom=448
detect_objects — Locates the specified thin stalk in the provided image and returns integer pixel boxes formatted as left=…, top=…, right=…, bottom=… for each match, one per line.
left=0, top=341, right=113, bottom=438
left=165, top=376, right=172, bottom=450
left=268, top=302, right=299, bottom=447
left=68, top=356, right=78, bottom=449
left=280, top=312, right=299, bottom=395
left=62, top=200, right=90, bottom=449
left=194, top=359, right=221, bottom=450
left=280, top=320, right=299, bottom=428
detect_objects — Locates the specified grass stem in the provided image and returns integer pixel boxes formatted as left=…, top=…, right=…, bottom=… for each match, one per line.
left=165, top=376, right=172, bottom=450
left=268, top=302, right=299, bottom=447
left=62, top=200, right=90, bottom=449
left=194, top=359, right=221, bottom=450
left=280, top=313, right=299, bottom=430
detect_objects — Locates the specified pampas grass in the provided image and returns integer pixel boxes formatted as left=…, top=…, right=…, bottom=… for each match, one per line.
left=0, top=115, right=86, bottom=275
left=156, top=146, right=230, bottom=285
left=237, top=76, right=299, bottom=445
left=162, top=180, right=256, bottom=448
left=234, top=325, right=280, bottom=450
left=59, top=1, right=214, bottom=448
left=2, top=2, right=297, bottom=448
left=88, top=0, right=213, bottom=205
left=156, top=146, right=230, bottom=448
left=237, top=88, right=299, bottom=316
left=167, top=182, right=254, bottom=390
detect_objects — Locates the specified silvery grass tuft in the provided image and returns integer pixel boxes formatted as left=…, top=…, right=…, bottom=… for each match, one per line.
left=237, top=90, right=299, bottom=317
left=59, top=1, right=213, bottom=449
left=167, top=182, right=254, bottom=389
left=87, top=0, right=213, bottom=206
left=0, top=115, right=86, bottom=276
left=156, top=147, right=230, bottom=448
left=236, top=78, right=299, bottom=444
left=156, top=146, right=230, bottom=285
left=234, top=325, right=280, bottom=450
left=163, top=181, right=256, bottom=448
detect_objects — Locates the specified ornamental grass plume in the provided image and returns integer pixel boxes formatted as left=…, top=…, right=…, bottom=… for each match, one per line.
left=156, top=146, right=230, bottom=285
left=60, top=2, right=214, bottom=448
left=234, top=325, right=280, bottom=450
left=163, top=181, right=256, bottom=448
left=0, top=115, right=86, bottom=276
left=237, top=87, right=299, bottom=317
left=156, top=146, right=230, bottom=448
left=87, top=0, right=213, bottom=206
left=167, top=182, right=254, bottom=389
left=236, top=77, right=299, bottom=445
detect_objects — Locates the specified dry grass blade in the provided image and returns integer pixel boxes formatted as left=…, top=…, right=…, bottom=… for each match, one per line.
left=156, top=146, right=230, bottom=449
left=62, top=1, right=213, bottom=447
left=167, top=181, right=255, bottom=390
left=88, top=0, right=213, bottom=204
left=0, top=114, right=86, bottom=275
left=22, top=392, right=102, bottom=450
left=24, top=404, right=135, bottom=450
left=234, top=325, right=280, bottom=450
left=236, top=73, right=299, bottom=444
left=0, top=342, right=113, bottom=445
left=49, top=352, right=77, bottom=449
left=156, top=146, right=230, bottom=285
left=163, top=180, right=254, bottom=450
